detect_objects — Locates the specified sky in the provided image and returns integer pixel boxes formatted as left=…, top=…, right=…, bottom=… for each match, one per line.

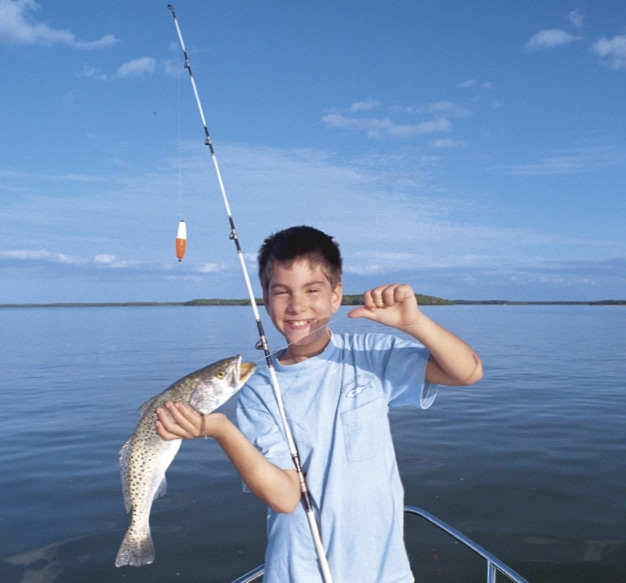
left=1, top=0, right=625, bottom=303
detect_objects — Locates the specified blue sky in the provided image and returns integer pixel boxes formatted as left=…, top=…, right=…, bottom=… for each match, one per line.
left=1, top=0, right=625, bottom=303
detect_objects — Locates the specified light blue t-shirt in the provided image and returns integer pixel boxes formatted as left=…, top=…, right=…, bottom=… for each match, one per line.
left=236, top=331, right=437, bottom=583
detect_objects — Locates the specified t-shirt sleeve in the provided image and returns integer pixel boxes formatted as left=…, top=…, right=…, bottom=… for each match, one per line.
left=236, top=380, right=294, bottom=492
left=379, top=334, right=439, bottom=409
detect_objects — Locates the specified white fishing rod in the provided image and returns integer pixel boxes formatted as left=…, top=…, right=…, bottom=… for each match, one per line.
left=167, top=6, right=333, bottom=582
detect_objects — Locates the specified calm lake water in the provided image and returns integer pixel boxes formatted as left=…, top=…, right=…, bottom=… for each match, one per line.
left=0, top=305, right=624, bottom=583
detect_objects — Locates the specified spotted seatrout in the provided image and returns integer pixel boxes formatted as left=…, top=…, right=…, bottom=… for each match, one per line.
left=115, top=355, right=256, bottom=567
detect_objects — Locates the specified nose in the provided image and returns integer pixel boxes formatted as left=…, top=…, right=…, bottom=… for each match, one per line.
left=287, top=292, right=306, bottom=313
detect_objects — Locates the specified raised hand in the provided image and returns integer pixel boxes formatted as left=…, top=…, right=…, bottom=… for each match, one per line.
left=348, top=283, right=421, bottom=333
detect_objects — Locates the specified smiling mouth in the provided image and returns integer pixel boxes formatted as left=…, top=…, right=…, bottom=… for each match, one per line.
left=286, top=319, right=313, bottom=328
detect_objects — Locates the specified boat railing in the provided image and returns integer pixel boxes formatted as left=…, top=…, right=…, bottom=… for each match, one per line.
left=404, top=505, right=529, bottom=583
left=230, top=505, right=529, bottom=583
left=230, top=563, right=265, bottom=583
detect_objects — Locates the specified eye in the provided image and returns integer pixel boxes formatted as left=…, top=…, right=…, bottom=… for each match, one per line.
left=216, top=371, right=226, bottom=379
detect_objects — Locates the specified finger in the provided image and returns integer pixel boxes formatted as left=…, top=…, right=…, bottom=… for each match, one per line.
left=363, top=286, right=388, bottom=310
left=156, top=403, right=192, bottom=438
left=381, top=283, right=413, bottom=306
left=373, top=284, right=390, bottom=306
left=156, top=418, right=183, bottom=441
left=156, top=406, right=185, bottom=435
left=166, top=402, right=200, bottom=434
left=156, top=405, right=177, bottom=429
left=381, top=284, right=399, bottom=306
left=361, top=289, right=375, bottom=310
left=348, top=306, right=377, bottom=320
left=393, top=283, right=414, bottom=302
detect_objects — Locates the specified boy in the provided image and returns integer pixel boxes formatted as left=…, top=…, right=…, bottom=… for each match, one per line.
left=156, top=225, right=482, bottom=582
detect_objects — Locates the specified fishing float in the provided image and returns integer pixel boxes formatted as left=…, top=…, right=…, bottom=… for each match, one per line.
left=175, top=219, right=187, bottom=262
left=167, top=5, right=334, bottom=582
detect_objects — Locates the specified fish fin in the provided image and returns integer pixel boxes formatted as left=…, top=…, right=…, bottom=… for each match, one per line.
left=154, top=439, right=182, bottom=502
left=118, top=438, right=133, bottom=513
left=115, top=523, right=155, bottom=567
left=137, top=394, right=161, bottom=417
left=156, top=474, right=167, bottom=499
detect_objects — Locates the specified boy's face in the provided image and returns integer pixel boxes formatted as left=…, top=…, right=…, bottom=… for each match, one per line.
left=264, top=259, right=342, bottom=360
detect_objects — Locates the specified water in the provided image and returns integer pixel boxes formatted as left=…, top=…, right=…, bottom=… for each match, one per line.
left=0, top=305, right=624, bottom=582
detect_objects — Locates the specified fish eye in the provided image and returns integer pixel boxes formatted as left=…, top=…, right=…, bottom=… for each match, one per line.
left=217, top=371, right=226, bottom=379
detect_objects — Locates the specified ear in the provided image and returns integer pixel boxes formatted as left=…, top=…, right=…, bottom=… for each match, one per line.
left=331, top=281, right=343, bottom=313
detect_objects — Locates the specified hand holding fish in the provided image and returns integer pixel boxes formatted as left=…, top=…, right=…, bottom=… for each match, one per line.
left=348, top=283, right=422, bottom=333
left=156, top=401, right=224, bottom=440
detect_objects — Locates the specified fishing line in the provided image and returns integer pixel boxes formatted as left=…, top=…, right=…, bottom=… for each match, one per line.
left=166, top=6, right=333, bottom=582
left=176, top=66, right=183, bottom=221
left=250, top=310, right=354, bottom=367
left=174, top=66, right=188, bottom=262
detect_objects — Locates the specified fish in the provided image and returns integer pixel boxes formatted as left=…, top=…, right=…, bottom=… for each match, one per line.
left=115, top=355, right=256, bottom=568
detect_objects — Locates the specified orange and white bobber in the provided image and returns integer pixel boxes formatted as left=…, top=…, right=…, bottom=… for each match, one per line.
left=175, top=220, right=187, bottom=262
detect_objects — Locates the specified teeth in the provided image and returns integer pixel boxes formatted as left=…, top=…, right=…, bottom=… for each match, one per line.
left=290, top=321, right=309, bottom=327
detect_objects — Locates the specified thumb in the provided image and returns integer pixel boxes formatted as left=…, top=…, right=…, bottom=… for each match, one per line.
left=348, top=306, right=378, bottom=320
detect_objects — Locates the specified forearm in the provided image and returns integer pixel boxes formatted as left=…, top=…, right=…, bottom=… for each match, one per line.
left=404, top=311, right=483, bottom=386
left=156, top=404, right=300, bottom=513
left=212, top=416, right=301, bottom=513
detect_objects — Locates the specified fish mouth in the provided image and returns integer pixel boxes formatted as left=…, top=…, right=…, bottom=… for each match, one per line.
left=238, top=359, right=256, bottom=383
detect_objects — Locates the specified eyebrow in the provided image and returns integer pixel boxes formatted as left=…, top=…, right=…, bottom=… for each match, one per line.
left=269, top=279, right=329, bottom=290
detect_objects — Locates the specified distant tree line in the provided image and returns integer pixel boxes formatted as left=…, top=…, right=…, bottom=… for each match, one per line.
left=183, top=294, right=454, bottom=307
left=183, top=296, right=625, bottom=306
left=2, top=297, right=623, bottom=309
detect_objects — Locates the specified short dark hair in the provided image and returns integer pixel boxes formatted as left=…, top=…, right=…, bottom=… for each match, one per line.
left=258, top=226, right=342, bottom=295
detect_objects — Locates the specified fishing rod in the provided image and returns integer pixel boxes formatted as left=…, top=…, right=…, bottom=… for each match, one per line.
left=166, top=6, right=334, bottom=582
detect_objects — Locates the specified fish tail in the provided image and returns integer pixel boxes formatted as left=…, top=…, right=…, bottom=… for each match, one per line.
left=115, top=524, right=155, bottom=567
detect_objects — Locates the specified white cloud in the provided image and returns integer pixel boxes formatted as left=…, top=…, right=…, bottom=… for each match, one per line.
left=497, top=143, right=626, bottom=176
left=505, top=257, right=626, bottom=292
left=116, top=57, right=157, bottom=78
left=194, top=263, right=227, bottom=274
left=344, top=264, right=385, bottom=276
left=347, top=98, right=380, bottom=113
left=388, top=118, right=452, bottom=138
left=0, top=250, right=144, bottom=269
left=321, top=98, right=455, bottom=140
left=82, top=57, right=159, bottom=82
left=416, top=100, right=472, bottom=118
left=81, top=65, right=108, bottom=81
left=162, top=58, right=184, bottom=78
left=567, top=9, right=584, bottom=29
left=592, top=34, right=626, bottom=70
left=91, top=254, right=137, bottom=268
left=0, top=249, right=160, bottom=272
left=68, top=34, right=117, bottom=50
left=430, top=138, right=467, bottom=149
left=320, top=112, right=385, bottom=137
left=321, top=112, right=452, bottom=139
left=92, top=254, right=117, bottom=265
left=0, top=249, right=86, bottom=265
left=525, top=29, right=583, bottom=51
left=0, top=0, right=117, bottom=48
left=2, top=136, right=623, bottom=303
